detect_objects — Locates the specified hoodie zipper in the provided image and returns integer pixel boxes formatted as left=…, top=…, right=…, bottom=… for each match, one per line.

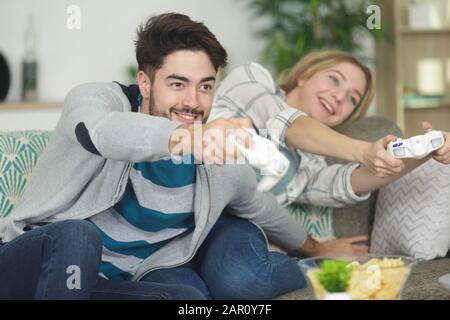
left=135, top=165, right=212, bottom=281
left=112, top=162, right=133, bottom=201
left=88, top=161, right=132, bottom=218
left=38, top=161, right=133, bottom=224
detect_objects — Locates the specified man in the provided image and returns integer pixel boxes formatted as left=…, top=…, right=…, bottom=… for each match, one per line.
left=0, top=13, right=365, bottom=300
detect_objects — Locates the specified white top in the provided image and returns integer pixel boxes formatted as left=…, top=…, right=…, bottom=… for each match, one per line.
left=210, top=62, right=370, bottom=207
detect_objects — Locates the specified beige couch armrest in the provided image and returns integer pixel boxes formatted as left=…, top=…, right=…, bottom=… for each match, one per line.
left=326, top=116, right=403, bottom=238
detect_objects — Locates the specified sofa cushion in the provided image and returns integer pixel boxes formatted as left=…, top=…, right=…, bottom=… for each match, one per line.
left=0, top=131, right=52, bottom=218
left=371, top=160, right=450, bottom=260
left=286, top=203, right=334, bottom=241
left=326, top=116, right=404, bottom=238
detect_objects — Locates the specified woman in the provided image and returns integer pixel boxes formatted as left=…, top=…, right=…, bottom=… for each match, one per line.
left=210, top=50, right=450, bottom=247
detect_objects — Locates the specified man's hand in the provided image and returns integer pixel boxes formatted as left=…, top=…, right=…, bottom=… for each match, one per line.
left=299, top=235, right=369, bottom=257
left=355, top=135, right=405, bottom=178
left=169, top=117, right=254, bottom=165
left=422, top=121, right=450, bottom=165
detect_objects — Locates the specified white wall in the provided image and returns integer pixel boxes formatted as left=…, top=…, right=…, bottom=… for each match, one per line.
left=0, top=0, right=376, bottom=131
left=0, top=0, right=265, bottom=102
left=0, top=108, right=62, bottom=131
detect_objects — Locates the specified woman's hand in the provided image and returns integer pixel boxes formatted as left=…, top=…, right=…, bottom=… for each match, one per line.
left=356, top=135, right=405, bottom=178
left=422, top=121, right=450, bottom=165
left=300, top=235, right=369, bottom=256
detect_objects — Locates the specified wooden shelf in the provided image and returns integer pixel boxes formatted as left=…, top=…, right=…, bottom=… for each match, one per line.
left=404, top=104, right=450, bottom=111
left=376, top=0, right=450, bottom=136
left=405, top=106, right=450, bottom=136
left=401, top=27, right=450, bottom=35
left=0, top=101, right=63, bottom=110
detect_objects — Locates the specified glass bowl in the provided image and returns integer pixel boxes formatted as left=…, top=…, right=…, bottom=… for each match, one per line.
left=297, top=254, right=418, bottom=300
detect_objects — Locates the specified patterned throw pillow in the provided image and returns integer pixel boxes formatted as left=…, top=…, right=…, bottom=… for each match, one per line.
left=286, top=203, right=335, bottom=241
left=0, top=131, right=52, bottom=218
left=371, top=160, right=450, bottom=260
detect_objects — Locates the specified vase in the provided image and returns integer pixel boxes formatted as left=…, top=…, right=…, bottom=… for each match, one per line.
left=0, top=51, right=10, bottom=101
left=323, top=292, right=352, bottom=300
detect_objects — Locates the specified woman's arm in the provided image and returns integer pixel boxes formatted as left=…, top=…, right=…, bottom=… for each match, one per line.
left=351, top=122, right=450, bottom=194
left=293, top=161, right=371, bottom=208
left=350, top=156, right=430, bottom=195
left=284, top=116, right=405, bottom=178
left=212, top=62, right=404, bottom=177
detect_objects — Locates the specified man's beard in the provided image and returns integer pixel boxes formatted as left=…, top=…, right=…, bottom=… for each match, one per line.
left=148, top=89, right=168, bottom=118
left=148, top=88, right=207, bottom=124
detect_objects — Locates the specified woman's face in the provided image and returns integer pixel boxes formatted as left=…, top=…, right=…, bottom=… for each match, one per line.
left=286, top=62, right=367, bottom=127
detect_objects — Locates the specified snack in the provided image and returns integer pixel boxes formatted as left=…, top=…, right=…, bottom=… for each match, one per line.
left=306, top=258, right=412, bottom=300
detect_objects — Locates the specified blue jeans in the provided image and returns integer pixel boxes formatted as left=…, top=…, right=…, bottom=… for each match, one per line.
left=0, top=220, right=204, bottom=300
left=142, top=214, right=307, bottom=300
left=0, top=215, right=306, bottom=300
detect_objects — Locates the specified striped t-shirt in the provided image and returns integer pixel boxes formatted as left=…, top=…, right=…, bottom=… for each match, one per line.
left=89, top=156, right=196, bottom=280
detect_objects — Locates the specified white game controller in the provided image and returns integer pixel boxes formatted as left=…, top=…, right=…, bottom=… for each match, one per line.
left=227, top=128, right=289, bottom=192
left=387, top=129, right=444, bottom=159
left=438, top=273, right=450, bottom=291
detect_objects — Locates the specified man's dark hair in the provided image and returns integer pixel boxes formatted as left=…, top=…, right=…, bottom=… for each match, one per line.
left=135, top=13, right=228, bottom=79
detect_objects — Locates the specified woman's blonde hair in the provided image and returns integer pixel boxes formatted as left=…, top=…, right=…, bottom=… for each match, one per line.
left=279, top=50, right=375, bottom=125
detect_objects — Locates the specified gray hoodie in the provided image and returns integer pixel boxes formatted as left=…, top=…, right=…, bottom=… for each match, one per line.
left=0, top=82, right=307, bottom=280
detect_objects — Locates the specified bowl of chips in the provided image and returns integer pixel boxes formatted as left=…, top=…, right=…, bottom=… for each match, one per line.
left=297, top=254, right=418, bottom=300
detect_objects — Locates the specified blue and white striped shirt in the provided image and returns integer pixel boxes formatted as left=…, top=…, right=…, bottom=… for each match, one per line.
left=89, top=157, right=196, bottom=280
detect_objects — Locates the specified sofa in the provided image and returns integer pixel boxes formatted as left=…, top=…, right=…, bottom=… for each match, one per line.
left=278, top=116, right=450, bottom=300
left=1, top=116, right=449, bottom=300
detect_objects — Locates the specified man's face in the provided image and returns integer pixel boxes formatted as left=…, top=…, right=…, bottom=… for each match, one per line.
left=139, top=50, right=216, bottom=124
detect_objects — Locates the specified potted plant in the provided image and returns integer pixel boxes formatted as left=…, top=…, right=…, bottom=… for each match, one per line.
left=247, top=0, right=384, bottom=76
left=127, top=65, right=138, bottom=83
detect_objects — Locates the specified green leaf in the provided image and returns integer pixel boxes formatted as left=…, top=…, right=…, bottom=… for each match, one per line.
left=294, top=35, right=306, bottom=57
left=308, top=0, right=320, bottom=14
left=128, top=65, right=138, bottom=80
left=316, top=260, right=355, bottom=293
left=248, top=0, right=385, bottom=77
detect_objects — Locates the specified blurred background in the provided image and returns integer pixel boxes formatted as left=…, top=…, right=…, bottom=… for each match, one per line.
left=0, top=0, right=268, bottom=102
left=0, top=0, right=449, bottom=136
